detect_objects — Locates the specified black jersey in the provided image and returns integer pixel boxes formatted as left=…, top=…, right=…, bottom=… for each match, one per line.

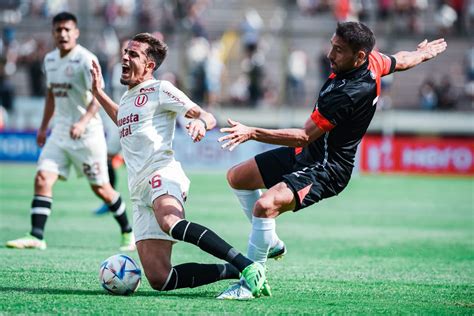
left=296, top=51, right=396, bottom=192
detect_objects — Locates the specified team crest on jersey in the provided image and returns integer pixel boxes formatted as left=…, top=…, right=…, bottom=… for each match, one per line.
left=64, top=65, right=74, bottom=77
left=134, top=94, right=148, bottom=107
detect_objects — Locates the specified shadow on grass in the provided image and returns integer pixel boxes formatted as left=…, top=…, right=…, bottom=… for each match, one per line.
left=0, top=286, right=218, bottom=299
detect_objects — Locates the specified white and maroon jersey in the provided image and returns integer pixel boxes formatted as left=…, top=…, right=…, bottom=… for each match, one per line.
left=44, top=44, right=103, bottom=139
left=117, top=79, right=197, bottom=189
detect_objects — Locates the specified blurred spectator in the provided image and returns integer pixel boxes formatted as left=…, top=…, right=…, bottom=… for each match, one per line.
left=21, top=38, right=48, bottom=97
left=378, top=0, right=392, bottom=19
left=465, top=44, right=474, bottom=106
left=286, top=49, right=308, bottom=106
left=240, top=9, right=263, bottom=53
left=379, top=73, right=394, bottom=110
left=436, top=76, right=458, bottom=110
left=204, top=42, right=225, bottom=108
left=317, top=46, right=331, bottom=85
left=187, top=36, right=209, bottom=104
left=332, top=0, right=360, bottom=22
left=465, top=44, right=474, bottom=82
left=241, top=42, right=265, bottom=107
left=393, top=0, right=427, bottom=34
left=435, top=1, right=458, bottom=35
left=184, top=1, right=209, bottom=39
left=419, top=79, right=438, bottom=110
left=94, top=26, right=120, bottom=94
left=0, top=27, right=18, bottom=119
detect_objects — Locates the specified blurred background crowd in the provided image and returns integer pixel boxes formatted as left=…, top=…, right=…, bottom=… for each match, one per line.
left=0, top=0, right=472, bottom=130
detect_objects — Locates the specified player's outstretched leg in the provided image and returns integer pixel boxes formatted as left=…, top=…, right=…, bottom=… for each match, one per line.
left=232, top=189, right=287, bottom=261
left=169, top=219, right=266, bottom=296
left=161, top=263, right=240, bottom=291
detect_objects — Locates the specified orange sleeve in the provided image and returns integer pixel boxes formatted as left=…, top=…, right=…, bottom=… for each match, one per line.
left=368, top=51, right=393, bottom=77
left=311, top=109, right=335, bottom=132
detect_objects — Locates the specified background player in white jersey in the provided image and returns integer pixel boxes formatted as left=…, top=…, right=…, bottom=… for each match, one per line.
left=6, top=12, right=134, bottom=251
left=90, top=33, right=267, bottom=297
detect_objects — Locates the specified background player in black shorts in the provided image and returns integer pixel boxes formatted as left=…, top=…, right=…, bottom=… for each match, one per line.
left=216, top=21, right=447, bottom=299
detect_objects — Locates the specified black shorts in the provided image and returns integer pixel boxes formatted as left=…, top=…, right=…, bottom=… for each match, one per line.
left=255, top=147, right=338, bottom=211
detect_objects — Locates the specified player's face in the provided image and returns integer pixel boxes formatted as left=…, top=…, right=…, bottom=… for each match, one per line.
left=52, top=20, right=79, bottom=55
left=121, top=41, right=154, bottom=88
left=327, top=35, right=360, bottom=74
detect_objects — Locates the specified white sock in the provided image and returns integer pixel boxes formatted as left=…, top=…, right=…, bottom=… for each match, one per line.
left=232, top=189, right=281, bottom=249
left=247, top=216, right=275, bottom=265
left=232, top=189, right=261, bottom=222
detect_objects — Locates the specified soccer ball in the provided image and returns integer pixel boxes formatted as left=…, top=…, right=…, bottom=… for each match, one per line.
left=99, top=254, right=142, bottom=295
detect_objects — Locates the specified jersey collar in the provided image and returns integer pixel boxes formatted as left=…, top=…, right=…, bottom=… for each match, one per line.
left=333, top=59, right=369, bottom=80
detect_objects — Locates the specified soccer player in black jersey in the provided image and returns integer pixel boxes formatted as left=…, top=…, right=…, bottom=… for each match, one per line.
left=217, top=21, right=447, bottom=299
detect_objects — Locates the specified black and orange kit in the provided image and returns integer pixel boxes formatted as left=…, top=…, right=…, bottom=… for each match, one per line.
left=256, top=51, right=396, bottom=210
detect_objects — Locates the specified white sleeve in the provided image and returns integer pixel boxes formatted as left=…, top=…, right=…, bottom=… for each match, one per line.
left=43, top=55, right=51, bottom=89
left=158, top=80, right=197, bottom=115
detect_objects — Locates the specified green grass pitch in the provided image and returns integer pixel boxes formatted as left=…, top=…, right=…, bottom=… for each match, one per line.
left=0, top=164, right=473, bottom=314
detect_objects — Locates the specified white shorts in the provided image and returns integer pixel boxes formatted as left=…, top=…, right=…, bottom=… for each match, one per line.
left=37, top=134, right=109, bottom=185
left=131, top=161, right=190, bottom=242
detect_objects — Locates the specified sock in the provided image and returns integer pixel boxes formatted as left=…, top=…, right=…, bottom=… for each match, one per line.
left=170, top=219, right=253, bottom=272
left=247, top=216, right=275, bottom=265
left=232, top=189, right=281, bottom=249
left=161, top=263, right=239, bottom=291
left=232, top=189, right=261, bottom=222
left=108, top=194, right=132, bottom=233
left=30, top=195, right=52, bottom=240
left=107, top=158, right=116, bottom=189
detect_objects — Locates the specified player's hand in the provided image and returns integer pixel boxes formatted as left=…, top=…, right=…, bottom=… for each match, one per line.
left=417, top=38, right=447, bottom=61
left=186, top=119, right=206, bottom=143
left=90, top=60, right=103, bottom=95
left=36, top=128, right=48, bottom=148
left=70, top=122, right=86, bottom=140
left=218, top=118, right=253, bottom=151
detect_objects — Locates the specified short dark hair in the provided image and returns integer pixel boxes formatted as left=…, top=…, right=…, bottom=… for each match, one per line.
left=132, top=33, right=168, bottom=71
left=52, top=12, right=78, bottom=25
left=335, top=22, right=375, bottom=55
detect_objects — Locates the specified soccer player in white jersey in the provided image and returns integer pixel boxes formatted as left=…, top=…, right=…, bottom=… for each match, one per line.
left=6, top=12, right=134, bottom=251
left=89, top=32, right=267, bottom=297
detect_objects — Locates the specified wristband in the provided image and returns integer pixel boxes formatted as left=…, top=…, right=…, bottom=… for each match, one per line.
left=196, top=118, right=208, bottom=130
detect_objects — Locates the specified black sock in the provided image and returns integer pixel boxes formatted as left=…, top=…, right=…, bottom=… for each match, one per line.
left=170, top=220, right=253, bottom=272
left=108, top=195, right=131, bottom=233
left=30, top=195, right=52, bottom=240
left=162, top=263, right=239, bottom=291
left=107, top=158, right=116, bottom=189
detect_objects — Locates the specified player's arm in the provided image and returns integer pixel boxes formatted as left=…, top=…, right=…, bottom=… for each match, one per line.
left=90, top=60, right=119, bottom=124
left=184, top=106, right=217, bottom=143
left=70, top=98, right=100, bottom=140
left=393, top=38, right=447, bottom=72
left=37, top=88, right=55, bottom=147
left=219, top=117, right=324, bottom=151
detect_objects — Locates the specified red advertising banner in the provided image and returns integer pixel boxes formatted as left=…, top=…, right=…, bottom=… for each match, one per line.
left=359, top=136, right=474, bottom=175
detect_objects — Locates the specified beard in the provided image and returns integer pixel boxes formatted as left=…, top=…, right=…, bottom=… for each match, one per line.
left=120, top=77, right=129, bottom=85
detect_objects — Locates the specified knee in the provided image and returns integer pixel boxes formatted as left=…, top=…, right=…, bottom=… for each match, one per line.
left=226, top=166, right=241, bottom=189
left=227, top=167, right=239, bottom=189
left=253, top=197, right=273, bottom=218
left=34, top=172, right=52, bottom=190
left=146, top=270, right=171, bottom=291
